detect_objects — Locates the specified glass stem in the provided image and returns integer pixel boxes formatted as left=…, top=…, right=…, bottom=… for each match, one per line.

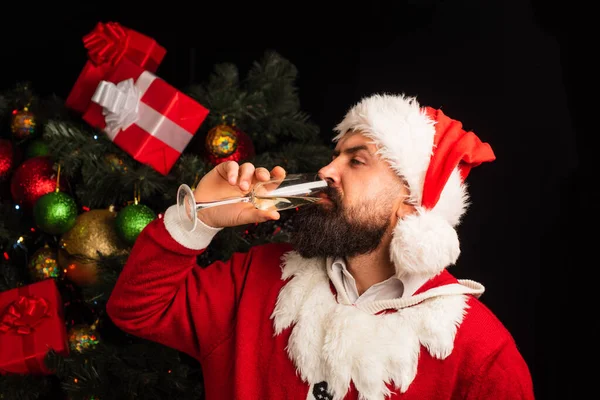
left=195, top=196, right=251, bottom=210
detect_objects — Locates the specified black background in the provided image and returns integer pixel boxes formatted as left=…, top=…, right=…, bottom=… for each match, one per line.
left=0, top=0, right=590, bottom=398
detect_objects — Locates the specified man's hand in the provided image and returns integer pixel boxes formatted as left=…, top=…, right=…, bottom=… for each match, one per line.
left=193, top=161, right=287, bottom=228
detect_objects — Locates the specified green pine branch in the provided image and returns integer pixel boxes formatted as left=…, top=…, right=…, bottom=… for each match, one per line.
left=185, top=50, right=323, bottom=153
left=42, top=120, right=209, bottom=211
left=0, top=262, right=21, bottom=292
left=1, top=81, right=36, bottom=110
left=0, top=373, right=56, bottom=400
left=80, top=252, right=128, bottom=304
left=46, top=338, right=203, bottom=400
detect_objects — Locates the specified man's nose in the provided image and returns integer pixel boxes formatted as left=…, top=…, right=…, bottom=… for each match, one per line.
left=318, top=163, right=338, bottom=186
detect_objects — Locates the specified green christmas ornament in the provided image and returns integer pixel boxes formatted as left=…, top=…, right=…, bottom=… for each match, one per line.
left=115, top=202, right=157, bottom=245
left=25, top=139, right=50, bottom=159
left=34, top=191, right=78, bottom=235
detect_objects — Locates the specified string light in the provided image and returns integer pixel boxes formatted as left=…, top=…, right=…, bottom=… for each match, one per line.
left=13, top=236, right=27, bottom=251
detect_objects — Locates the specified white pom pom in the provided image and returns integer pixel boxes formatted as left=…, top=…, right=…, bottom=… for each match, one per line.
left=390, top=209, right=460, bottom=279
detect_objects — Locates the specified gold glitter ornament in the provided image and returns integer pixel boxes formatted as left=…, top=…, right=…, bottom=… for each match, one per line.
left=28, top=244, right=62, bottom=281
left=58, top=207, right=129, bottom=286
left=11, top=106, right=36, bottom=140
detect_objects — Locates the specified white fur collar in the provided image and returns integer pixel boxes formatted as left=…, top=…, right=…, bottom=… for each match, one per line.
left=270, top=251, right=484, bottom=400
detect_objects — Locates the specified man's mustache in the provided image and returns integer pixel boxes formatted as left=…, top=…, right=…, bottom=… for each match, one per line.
left=320, top=186, right=341, bottom=209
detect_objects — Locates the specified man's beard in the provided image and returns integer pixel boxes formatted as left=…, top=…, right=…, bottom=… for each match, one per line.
left=288, top=186, right=391, bottom=259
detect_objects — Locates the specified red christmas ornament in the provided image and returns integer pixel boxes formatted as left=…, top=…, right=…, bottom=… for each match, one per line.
left=10, top=156, right=67, bottom=210
left=204, top=123, right=255, bottom=166
left=0, top=139, right=15, bottom=181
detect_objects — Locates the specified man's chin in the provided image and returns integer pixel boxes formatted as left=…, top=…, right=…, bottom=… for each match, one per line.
left=289, top=203, right=390, bottom=260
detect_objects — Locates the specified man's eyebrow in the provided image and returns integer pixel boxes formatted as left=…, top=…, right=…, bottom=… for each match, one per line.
left=332, top=145, right=372, bottom=157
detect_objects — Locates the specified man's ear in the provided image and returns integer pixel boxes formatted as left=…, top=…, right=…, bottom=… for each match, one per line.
left=397, top=198, right=417, bottom=219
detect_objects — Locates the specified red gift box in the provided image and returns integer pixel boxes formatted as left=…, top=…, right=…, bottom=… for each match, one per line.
left=66, top=21, right=166, bottom=114
left=82, top=58, right=209, bottom=175
left=0, top=279, right=69, bottom=375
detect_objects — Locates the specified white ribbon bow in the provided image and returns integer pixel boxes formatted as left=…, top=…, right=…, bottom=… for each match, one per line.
left=91, top=78, right=141, bottom=139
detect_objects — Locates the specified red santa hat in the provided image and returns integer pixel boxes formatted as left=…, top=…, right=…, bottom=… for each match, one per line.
left=333, top=93, right=496, bottom=279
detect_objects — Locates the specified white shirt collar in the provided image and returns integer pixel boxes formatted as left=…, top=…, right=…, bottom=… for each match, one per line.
left=327, top=257, right=429, bottom=306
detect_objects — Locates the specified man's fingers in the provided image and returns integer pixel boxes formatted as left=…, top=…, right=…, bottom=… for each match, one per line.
left=270, top=166, right=286, bottom=180
left=255, top=167, right=271, bottom=182
left=219, top=161, right=239, bottom=185
left=217, top=162, right=285, bottom=189
left=238, top=163, right=255, bottom=191
left=238, top=207, right=280, bottom=225
left=257, top=209, right=280, bottom=222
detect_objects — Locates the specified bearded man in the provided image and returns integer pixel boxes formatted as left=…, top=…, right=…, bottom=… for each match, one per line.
left=107, top=93, right=535, bottom=400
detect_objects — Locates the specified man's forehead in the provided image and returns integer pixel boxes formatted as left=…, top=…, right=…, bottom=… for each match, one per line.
left=334, top=131, right=377, bottom=152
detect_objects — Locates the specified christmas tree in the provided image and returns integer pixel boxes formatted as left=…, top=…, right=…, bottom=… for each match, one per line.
left=0, top=22, right=331, bottom=400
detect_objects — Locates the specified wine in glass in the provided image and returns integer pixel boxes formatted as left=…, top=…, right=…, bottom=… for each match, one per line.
left=176, top=173, right=328, bottom=231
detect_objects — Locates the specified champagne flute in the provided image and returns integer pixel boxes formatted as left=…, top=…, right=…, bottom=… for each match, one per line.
left=176, top=173, right=328, bottom=231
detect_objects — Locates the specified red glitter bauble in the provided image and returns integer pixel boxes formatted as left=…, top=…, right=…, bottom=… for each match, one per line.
left=205, top=124, right=255, bottom=166
left=10, top=156, right=67, bottom=210
left=0, top=139, right=15, bottom=181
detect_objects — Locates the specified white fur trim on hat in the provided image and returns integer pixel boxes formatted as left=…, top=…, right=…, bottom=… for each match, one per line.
left=333, top=93, right=469, bottom=278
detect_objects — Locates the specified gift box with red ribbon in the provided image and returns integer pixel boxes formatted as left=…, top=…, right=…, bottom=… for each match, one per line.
left=82, top=58, right=210, bottom=175
left=0, top=279, right=69, bottom=375
left=66, top=21, right=166, bottom=114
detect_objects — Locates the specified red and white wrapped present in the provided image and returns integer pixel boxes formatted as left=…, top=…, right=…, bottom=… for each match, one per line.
left=66, top=21, right=166, bottom=114
left=82, top=58, right=210, bottom=175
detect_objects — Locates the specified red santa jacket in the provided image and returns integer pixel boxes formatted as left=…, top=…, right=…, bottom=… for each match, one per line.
left=106, top=206, right=535, bottom=400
